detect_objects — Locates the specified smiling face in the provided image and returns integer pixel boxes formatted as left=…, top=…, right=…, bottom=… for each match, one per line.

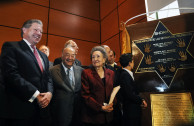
left=92, top=51, right=106, bottom=68
left=108, top=50, right=115, bottom=64
left=62, top=47, right=76, bottom=68
left=39, top=45, right=49, bottom=57
left=22, top=23, right=43, bottom=46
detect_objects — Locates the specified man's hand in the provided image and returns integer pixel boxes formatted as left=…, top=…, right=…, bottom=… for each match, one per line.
left=37, top=92, right=52, bottom=108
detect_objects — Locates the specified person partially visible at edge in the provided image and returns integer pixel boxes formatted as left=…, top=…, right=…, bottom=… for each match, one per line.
left=39, top=45, right=53, bottom=68
left=107, top=50, right=119, bottom=68
left=106, top=49, right=122, bottom=83
left=101, top=45, right=122, bottom=75
left=119, top=53, right=147, bottom=126
left=53, top=40, right=81, bottom=66
left=1, top=19, right=53, bottom=126
left=101, top=46, right=123, bottom=126
left=81, top=46, right=115, bottom=126
left=50, top=47, right=83, bottom=126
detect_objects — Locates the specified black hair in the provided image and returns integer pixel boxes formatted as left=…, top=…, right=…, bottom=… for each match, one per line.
left=119, top=53, right=133, bottom=67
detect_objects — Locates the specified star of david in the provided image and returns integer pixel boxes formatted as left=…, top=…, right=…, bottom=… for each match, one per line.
left=133, top=21, right=194, bottom=87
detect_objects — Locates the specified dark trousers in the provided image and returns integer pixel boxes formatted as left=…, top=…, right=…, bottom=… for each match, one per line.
left=111, top=103, right=122, bottom=126
left=0, top=118, right=6, bottom=126
left=82, top=123, right=111, bottom=126
left=0, top=111, right=52, bottom=126
left=122, top=116, right=141, bottom=126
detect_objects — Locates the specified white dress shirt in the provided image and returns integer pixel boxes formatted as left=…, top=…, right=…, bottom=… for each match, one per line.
left=123, top=68, right=134, bottom=80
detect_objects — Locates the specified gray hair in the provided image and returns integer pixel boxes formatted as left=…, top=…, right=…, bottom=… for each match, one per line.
left=64, top=40, right=76, bottom=47
left=21, top=19, right=43, bottom=37
left=90, top=46, right=108, bottom=61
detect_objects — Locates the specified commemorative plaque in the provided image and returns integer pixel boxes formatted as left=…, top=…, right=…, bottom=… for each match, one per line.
left=126, top=13, right=194, bottom=126
left=151, top=93, right=194, bottom=126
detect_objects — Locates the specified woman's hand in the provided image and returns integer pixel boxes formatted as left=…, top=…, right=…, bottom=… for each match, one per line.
left=141, top=99, right=147, bottom=109
left=101, top=103, right=113, bottom=112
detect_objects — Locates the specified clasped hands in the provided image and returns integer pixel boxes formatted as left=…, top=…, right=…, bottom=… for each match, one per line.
left=37, top=92, right=52, bottom=108
left=101, top=103, right=113, bottom=112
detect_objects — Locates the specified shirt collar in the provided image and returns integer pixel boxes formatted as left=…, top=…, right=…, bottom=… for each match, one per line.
left=123, top=68, right=134, bottom=80
left=62, top=63, right=73, bottom=72
left=23, top=39, right=35, bottom=51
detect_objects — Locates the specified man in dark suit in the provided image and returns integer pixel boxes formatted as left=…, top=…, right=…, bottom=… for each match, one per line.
left=50, top=47, right=83, bottom=126
left=119, top=53, right=147, bottom=126
left=1, top=19, right=53, bottom=126
left=0, top=55, right=6, bottom=126
left=106, top=49, right=122, bottom=83
left=53, top=40, right=81, bottom=66
left=107, top=50, right=121, bottom=71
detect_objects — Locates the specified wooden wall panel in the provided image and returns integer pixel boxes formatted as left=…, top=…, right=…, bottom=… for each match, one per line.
left=101, top=10, right=119, bottom=42
left=118, top=0, right=146, bottom=25
left=24, top=0, right=49, bottom=7
left=49, top=9, right=100, bottom=43
left=118, top=0, right=127, bottom=6
left=102, top=34, right=121, bottom=63
left=0, top=1, right=48, bottom=32
left=0, top=27, right=20, bottom=53
left=47, top=35, right=98, bottom=65
left=100, top=0, right=146, bottom=67
left=50, top=0, right=99, bottom=20
left=100, top=0, right=117, bottom=19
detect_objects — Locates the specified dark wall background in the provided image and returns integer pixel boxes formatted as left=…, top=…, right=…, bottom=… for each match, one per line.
left=0, top=0, right=146, bottom=66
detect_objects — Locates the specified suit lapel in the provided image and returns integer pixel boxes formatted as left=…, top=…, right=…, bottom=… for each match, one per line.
left=19, top=40, right=43, bottom=73
left=73, top=65, right=81, bottom=91
left=104, top=68, right=111, bottom=86
left=38, top=50, right=47, bottom=70
left=73, top=65, right=78, bottom=90
left=104, top=68, right=112, bottom=99
left=91, top=67, right=104, bottom=87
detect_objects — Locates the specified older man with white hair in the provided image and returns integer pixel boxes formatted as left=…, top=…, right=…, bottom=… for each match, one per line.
left=53, top=40, right=81, bottom=66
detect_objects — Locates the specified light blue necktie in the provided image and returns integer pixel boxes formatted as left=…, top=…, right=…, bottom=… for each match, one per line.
left=67, top=68, right=74, bottom=89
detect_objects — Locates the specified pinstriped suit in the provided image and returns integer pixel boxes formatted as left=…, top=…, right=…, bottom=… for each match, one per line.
left=50, top=64, right=83, bottom=126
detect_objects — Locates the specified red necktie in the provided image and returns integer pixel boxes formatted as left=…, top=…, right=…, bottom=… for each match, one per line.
left=31, top=45, right=44, bottom=72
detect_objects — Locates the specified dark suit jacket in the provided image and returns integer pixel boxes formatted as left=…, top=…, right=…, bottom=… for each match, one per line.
left=1, top=40, right=53, bottom=119
left=50, top=64, right=83, bottom=126
left=106, top=64, right=123, bottom=126
left=81, top=67, right=115, bottom=124
left=0, top=55, right=7, bottom=118
left=106, top=64, right=122, bottom=86
left=119, top=69, right=143, bottom=126
left=53, top=57, right=81, bottom=66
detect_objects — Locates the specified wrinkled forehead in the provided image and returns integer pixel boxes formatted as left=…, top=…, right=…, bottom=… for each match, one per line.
left=64, top=47, right=75, bottom=54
